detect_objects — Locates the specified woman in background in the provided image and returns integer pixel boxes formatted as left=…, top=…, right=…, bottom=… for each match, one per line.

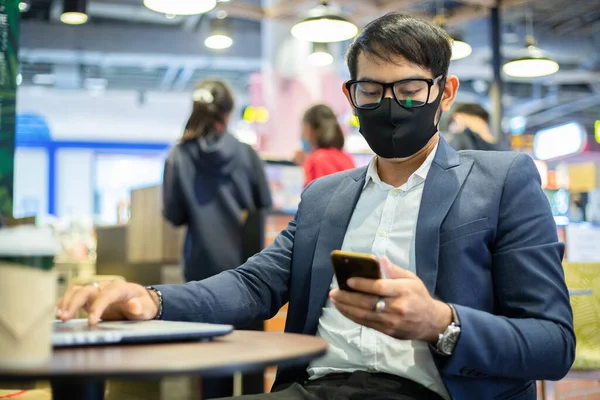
left=162, top=79, right=271, bottom=398
left=297, top=104, right=356, bottom=186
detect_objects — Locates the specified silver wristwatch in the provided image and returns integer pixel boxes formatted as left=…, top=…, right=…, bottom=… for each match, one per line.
left=431, top=303, right=461, bottom=356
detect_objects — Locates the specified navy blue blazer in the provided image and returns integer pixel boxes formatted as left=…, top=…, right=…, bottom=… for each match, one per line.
left=157, top=137, right=575, bottom=400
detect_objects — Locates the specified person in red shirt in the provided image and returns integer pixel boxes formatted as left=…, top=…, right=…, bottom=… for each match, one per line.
left=296, top=104, right=356, bottom=187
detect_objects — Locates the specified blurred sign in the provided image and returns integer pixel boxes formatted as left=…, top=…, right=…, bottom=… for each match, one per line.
left=510, top=134, right=534, bottom=150
left=0, top=0, right=18, bottom=216
left=555, top=163, right=571, bottom=189
left=568, top=163, right=599, bottom=193
left=544, top=188, right=570, bottom=226
left=534, top=160, right=548, bottom=188
left=242, top=106, right=269, bottom=124
left=566, top=224, right=600, bottom=263
left=595, top=120, right=600, bottom=144
left=533, top=122, right=587, bottom=161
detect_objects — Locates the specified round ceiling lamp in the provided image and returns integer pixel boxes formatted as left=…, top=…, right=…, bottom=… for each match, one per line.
left=144, top=0, right=217, bottom=16
left=205, top=16, right=233, bottom=50
left=19, top=1, right=31, bottom=13
left=503, top=36, right=559, bottom=78
left=61, top=0, right=88, bottom=25
left=308, top=42, right=333, bottom=66
left=503, top=8, right=559, bottom=78
left=291, top=1, right=358, bottom=43
left=451, top=36, right=472, bottom=61
left=432, top=5, right=471, bottom=61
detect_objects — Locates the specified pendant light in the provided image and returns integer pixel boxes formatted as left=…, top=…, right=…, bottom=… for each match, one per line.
left=450, top=33, right=472, bottom=61
left=434, top=1, right=471, bottom=61
left=205, top=13, right=233, bottom=50
left=291, top=1, right=358, bottom=43
left=503, top=7, right=559, bottom=78
left=144, top=0, right=216, bottom=16
left=19, top=1, right=31, bottom=13
left=60, top=0, right=88, bottom=25
left=308, top=42, right=333, bottom=66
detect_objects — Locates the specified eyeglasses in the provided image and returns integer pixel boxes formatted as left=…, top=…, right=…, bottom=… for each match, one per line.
left=345, top=76, right=444, bottom=110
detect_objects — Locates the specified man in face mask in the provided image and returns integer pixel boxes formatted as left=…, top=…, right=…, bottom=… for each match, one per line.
left=56, top=13, right=574, bottom=400
left=447, top=103, right=509, bottom=151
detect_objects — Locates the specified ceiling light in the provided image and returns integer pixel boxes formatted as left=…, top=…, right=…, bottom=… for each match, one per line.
left=503, top=8, right=559, bottom=78
left=205, top=17, right=233, bottom=50
left=84, top=78, right=108, bottom=91
left=144, top=0, right=216, bottom=16
left=533, top=122, right=586, bottom=161
left=451, top=38, right=472, bottom=61
left=18, top=1, right=31, bottom=12
left=32, top=74, right=55, bottom=85
left=61, top=0, right=88, bottom=25
left=432, top=3, right=471, bottom=61
left=205, top=35, right=232, bottom=50
left=291, top=2, right=358, bottom=43
left=503, top=43, right=559, bottom=78
left=308, top=42, right=333, bottom=66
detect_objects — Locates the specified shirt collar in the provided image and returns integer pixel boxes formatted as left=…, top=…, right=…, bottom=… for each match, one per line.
left=364, top=142, right=439, bottom=190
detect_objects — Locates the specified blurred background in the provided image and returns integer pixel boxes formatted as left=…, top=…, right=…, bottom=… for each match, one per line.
left=9, top=0, right=600, bottom=225
left=1, top=0, right=600, bottom=398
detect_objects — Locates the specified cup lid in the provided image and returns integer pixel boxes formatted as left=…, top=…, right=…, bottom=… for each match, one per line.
left=0, top=226, right=60, bottom=257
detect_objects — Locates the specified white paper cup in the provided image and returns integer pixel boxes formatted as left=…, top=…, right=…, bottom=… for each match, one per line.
left=0, top=227, right=59, bottom=367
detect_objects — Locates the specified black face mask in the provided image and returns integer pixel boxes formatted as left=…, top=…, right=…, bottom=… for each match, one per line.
left=356, top=81, right=445, bottom=159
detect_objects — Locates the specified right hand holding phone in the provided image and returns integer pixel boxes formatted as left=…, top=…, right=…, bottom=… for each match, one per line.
left=330, top=256, right=452, bottom=343
left=56, top=280, right=159, bottom=325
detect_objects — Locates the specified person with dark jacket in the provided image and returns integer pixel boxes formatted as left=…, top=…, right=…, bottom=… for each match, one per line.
left=161, top=79, right=272, bottom=398
left=448, top=103, right=509, bottom=151
left=163, top=79, right=272, bottom=283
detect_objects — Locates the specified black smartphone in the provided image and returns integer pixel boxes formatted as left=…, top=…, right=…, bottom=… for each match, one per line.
left=330, top=250, right=382, bottom=292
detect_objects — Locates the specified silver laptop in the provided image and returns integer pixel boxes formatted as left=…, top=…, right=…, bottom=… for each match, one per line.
left=52, top=319, right=233, bottom=347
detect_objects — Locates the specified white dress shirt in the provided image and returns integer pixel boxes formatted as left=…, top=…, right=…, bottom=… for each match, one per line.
left=307, top=144, right=450, bottom=400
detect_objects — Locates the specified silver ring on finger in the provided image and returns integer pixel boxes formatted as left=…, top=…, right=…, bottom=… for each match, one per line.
left=375, top=297, right=386, bottom=313
left=86, top=281, right=101, bottom=292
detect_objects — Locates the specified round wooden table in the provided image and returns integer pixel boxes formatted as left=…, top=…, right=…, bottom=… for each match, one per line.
left=0, top=331, right=328, bottom=400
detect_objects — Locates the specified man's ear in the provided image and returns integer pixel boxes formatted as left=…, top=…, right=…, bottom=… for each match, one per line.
left=440, top=75, right=459, bottom=113
left=342, top=82, right=357, bottom=116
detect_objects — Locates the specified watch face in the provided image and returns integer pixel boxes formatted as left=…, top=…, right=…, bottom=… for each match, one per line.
left=440, top=325, right=461, bottom=355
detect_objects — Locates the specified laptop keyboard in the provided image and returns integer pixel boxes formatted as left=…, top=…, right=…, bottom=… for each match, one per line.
left=53, top=320, right=123, bottom=346
left=54, top=321, right=109, bottom=333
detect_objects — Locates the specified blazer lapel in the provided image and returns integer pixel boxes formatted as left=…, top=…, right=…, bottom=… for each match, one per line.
left=302, top=172, right=365, bottom=334
left=416, top=138, right=473, bottom=295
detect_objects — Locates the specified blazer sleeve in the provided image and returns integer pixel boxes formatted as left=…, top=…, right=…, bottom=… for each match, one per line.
left=438, top=153, right=575, bottom=381
left=162, top=150, right=189, bottom=226
left=154, top=214, right=296, bottom=327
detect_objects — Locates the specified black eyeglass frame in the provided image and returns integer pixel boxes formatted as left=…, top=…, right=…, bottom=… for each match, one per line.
left=345, top=75, right=445, bottom=110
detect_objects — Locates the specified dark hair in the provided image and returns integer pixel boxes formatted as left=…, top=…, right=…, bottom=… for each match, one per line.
left=452, top=103, right=490, bottom=124
left=346, top=13, right=452, bottom=80
left=182, top=79, right=235, bottom=141
left=303, top=104, right=345, bottom=150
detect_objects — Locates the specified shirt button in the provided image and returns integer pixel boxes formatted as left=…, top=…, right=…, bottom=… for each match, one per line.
left=378, top=230, right=388, bottom=237
left=391, top=189, right=400, bottom=197
left=368, top=367, right=377, bottom=372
